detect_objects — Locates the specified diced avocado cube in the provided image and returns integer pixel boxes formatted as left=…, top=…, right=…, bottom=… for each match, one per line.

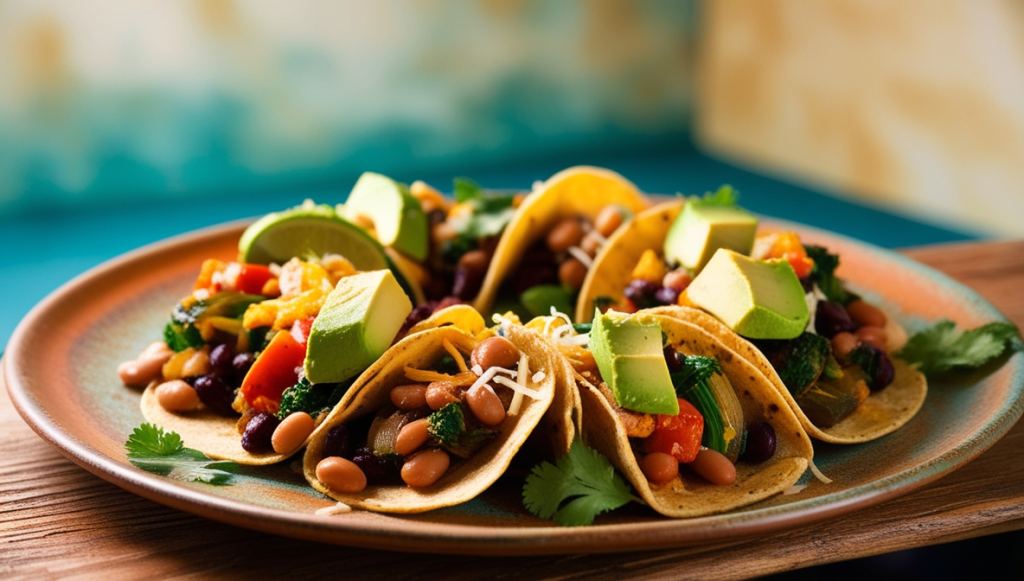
left=664, top=201, right=757, bottom=273
left=686, top=249, right=809, bottom=340
left=303, top=270, right=412, bottom=384
left=589, top=310, right=679, bottom=415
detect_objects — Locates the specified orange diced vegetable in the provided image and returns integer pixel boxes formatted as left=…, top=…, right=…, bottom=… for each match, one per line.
left=631, top=249, right=668, bottom=284
left=643, top=398, right=704, bottom=463
left=239, top=330, right=306, bottom=411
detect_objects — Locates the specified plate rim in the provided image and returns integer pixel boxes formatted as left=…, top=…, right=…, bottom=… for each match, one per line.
left=5, top=218, right=1023, bottom=556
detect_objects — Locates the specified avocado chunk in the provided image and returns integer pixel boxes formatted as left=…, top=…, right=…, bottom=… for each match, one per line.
left=687, top=249, right=809, bottom=340
left=664, top=188, right=757, bottom=273
left=590, top=310, right=679, bottom=415
left=340, top=172, right=429, bottom=261
left=303, top=270, right=413, bottom=384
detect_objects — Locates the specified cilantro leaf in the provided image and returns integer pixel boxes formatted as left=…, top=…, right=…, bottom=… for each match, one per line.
left=690, top=184, right=739, bottom=207
left=803, top=245, right=850, bottom=303
left=126, top=424, right=240, bottom=485
left=453, top=177, right=483, bottom=202
left=897, top=320, right=1023, bottom=376
left=523, top=437, right=639, bottom=526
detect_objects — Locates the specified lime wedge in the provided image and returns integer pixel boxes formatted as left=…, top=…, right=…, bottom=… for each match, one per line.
left=238, top=201, right=422, bottom=302
left=239, top=202, right=388, bottom=269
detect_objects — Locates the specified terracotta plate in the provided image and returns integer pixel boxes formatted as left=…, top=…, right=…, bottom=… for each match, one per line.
left=5, top=218, right=1023, bottom=555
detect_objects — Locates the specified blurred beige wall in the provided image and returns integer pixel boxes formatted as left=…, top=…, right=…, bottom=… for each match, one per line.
left=696, top=0, right=1024, bottom=237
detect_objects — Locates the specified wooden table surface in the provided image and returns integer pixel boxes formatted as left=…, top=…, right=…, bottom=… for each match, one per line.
left=3, top=240, right=1022, bottom=580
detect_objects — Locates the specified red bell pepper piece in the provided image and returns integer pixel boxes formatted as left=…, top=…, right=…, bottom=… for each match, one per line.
left=234, top=263, right=276, bottom=295
left=644, top=398, right=704, bottom=463
left=240, top=329, right=306, bottom=412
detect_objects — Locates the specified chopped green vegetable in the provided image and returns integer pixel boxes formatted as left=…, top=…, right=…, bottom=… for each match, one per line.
left=164, top=292, right=265, bottom=352
left=897, top=319, right=1023, bottom=376
left=803, top=245, right=851, bottom=303
left=125, top=423, right=239, bottom=485
left=522, top=437, right=640, bottom=527
left=276, top=377, right=351, bottom=420
left=670, top=355, right=729, bottom=455
left=520, top=284, right=574, bottom=318
left=427, top=402, right=465, bottom=446
left=753, top=333, right=832, bottom=397
left=164, top=320, right=204, bottom=352
left=449, top=177, right=517, bottom=240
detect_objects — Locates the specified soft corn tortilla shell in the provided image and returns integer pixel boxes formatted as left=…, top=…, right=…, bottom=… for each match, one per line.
left=141, top=386, right=295, bottom=465
left=576, top=199, right=684, bottom=323
left=574, top=313, right=813, bottom=518
left=472, top=166, right=649, bottom=315
left=408, top=305, right=582, bottom=459
left=303, top=324, right=559, bottom=513
left=650, top=306, right=928, bottom=444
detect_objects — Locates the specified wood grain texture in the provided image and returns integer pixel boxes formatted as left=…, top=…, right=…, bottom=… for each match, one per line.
left=3, top=240, right=1023, bottom=580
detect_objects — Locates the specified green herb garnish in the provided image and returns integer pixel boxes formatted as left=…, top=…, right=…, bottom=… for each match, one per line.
left=523, top=437, right=640, bottom=526
left=897, top=320, right=1022, bottom=376
left=804, top=245, right=850, bottom=303
left=125, top=423, right=239, bottom=485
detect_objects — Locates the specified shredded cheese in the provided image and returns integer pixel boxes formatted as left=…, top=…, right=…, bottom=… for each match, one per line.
left=531, top=370, right=546, bottom=383
left=567, top=245, right=593, bottom=269
left=809, top=459, right=833, bottom=484
left=783, top=485, right=807, bottom=495
left=507, top=352, right=530, bottom=416
left=404, top=366, right=452, bottom=383
left=442, top=338, right=469, bottom=373
left=315, top=502, right=353, bottom=516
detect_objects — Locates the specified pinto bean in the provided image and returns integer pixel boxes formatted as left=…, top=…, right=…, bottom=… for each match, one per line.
left=640, top=452, right=679, bottom=484
left=846, top=299, right=887, bottom=328
left=118, top=342, right=174, bottom=386
left=831, top=331, right=861, bottom=360
left=316, top=457, right=367, bottom=493
left=689, top=448, right=736, bottom=486
left=401, top=448, right=450, bottom=488
left=579, top=233, right=602, bottom=257
left=558, top=258, right=588, bottom=290
left=425, top=381, right=461, bottom=410
left=155, top=379, right=201, bottom=412
left=390, top=384, right=428, bottom=410
left=466, top=384, right=506, bottom=426
left=855, top=326, right=889, bottom=351
left=546, top=219, right=584, bottom=253
left=271, top=412, right=315, bottom=455
left=470, top=336, right=520, bottom=370
left=594, top=206, right=625, bottom=237
left=394, top=418, right=431, bottom=456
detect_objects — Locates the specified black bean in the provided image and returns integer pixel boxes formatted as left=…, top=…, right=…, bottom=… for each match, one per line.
left=654, top=286, right=681, bottom=306
left=210, top=343, right=235, bottom=378
left=741, top=422, right=777, bottom=464
left=232, top=352, right=255, bottom=377
left=193, top=374, right=236, bottom=417
left=323, top=425, right=352, bottom=459
left=241, top=412, right=280, bottom=453
left=815, top=300, right=857, bottom=338
left=351, top=446, right=399, bottom=483
left=664, top=346, right=684, bottom=373
left=624, top=279, right=660, bottom=309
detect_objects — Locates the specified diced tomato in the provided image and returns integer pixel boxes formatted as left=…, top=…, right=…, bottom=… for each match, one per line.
left=234, top=263, right=276, bottom=295
left=643, top=398, right=704, bottom=463
left=239, top=330, right=306, bottom=411
left=290, top=316, right=315, bottom=346
left=785, top=253, right=815, bottom=279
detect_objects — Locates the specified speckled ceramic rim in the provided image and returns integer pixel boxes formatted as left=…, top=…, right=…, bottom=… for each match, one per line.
left=5, top=216, right=1023, bottom=556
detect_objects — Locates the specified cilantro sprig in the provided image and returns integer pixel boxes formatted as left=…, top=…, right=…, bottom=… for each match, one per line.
left=125, top=423, right=240, bottom=485
left=897, top=320, right=1022, bottom=377
left=523, top=437, right=640, bottom=526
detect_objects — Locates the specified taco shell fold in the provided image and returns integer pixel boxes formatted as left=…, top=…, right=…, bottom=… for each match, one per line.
left=303, top=323, right=562, bottom=513
left=572, top=312, right=813, bottom=518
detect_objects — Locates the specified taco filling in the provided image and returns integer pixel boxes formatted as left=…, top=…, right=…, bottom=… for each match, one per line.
left=303, top=323, right=557, bottom=512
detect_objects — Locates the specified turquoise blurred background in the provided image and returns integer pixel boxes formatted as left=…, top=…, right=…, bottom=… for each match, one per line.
left=0, top=0, right=988, bottom=349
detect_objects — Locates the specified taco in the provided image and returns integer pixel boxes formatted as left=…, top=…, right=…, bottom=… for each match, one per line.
left=302, top=321, right=564, bottom=513
left=133, top=263, right=414, bottom=464
left=652, top=305, right=927, bottom=444
left=532, top=309, right=814, bottom=518
left=575, top=190, right=927, bottom=443
left=471, top=166, right=649, bottom=319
